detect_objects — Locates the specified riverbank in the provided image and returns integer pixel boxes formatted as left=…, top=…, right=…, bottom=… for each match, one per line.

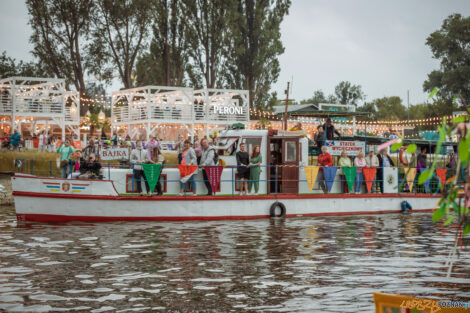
left=0, top=173, right=13, bottom=206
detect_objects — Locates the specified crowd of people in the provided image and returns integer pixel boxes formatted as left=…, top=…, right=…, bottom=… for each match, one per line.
left=318, top=145, right=400, bottom=194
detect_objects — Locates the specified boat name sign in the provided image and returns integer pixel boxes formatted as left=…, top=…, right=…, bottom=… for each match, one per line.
left=326, top=140, right=365, bottom=156
left=99, top=147, right=130, bottom=160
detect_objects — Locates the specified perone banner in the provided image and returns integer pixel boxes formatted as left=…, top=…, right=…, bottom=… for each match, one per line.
left=325, top=140, right=365, bottom=156
left=99, top=147, right=130, bottom=160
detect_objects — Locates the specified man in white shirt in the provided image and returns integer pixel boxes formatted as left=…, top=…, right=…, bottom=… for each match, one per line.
left=130, top=140, right=150, bottom=195
left=38, top=131, right=45, bottom=151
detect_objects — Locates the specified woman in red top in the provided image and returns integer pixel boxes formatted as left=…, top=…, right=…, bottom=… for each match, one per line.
left=318, top=145, right=333, bottom=193
left=318, top=146, right=333, bottom=167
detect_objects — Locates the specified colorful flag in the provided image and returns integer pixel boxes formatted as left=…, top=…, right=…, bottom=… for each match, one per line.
left=304, top=166, right=320, bottom=191
left=142, top=163, right=162, bottom=193
left=323, top=166, right=338, bottom=192
left=178, top=165, right=198, bottom=183
left=205, top=166, right=224, bottom=195
left=405, top=168, right=417, bottom=192
left=342, top=166, right=356, bottom=192
left=436, top=168, right=447, bottom=191
left=377, top=138, right=401, bottom=152
left=363, top=167, right=377, bottom=193
left=420, top=168, right=430, bottom=193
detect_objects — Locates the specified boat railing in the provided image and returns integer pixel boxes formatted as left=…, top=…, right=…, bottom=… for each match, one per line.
left=10, top=159, right=461, bottom=195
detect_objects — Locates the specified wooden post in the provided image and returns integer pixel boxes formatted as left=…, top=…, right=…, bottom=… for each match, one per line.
left=283, top=82, right=290, bottom=130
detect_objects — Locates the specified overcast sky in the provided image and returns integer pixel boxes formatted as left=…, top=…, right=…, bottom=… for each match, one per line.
left=1, top=0, right=469, bottom=106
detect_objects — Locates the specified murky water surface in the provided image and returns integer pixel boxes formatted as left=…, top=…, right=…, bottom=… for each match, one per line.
left=0, top=206, right=469, bottom=312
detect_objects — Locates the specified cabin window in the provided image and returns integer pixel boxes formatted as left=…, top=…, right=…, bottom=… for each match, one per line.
left=242, top=137, right=262, bottom=156
left=285, top=141, right=297, bottom=162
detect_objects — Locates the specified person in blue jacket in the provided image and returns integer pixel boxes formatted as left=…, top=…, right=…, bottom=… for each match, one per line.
left=10, top=130, right=21, bottom=150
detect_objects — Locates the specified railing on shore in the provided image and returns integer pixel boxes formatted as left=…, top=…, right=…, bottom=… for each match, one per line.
left=10, top=159, right=463, bottom=196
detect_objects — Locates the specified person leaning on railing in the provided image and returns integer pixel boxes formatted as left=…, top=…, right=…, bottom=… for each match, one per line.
left=179, top=139, right=197, bottom=196
left=318, top=145, right=333, bottom=193
left=377, top=149, right=395, bottom=193
left=57, top=139, right=75, bottom=178
left=249, top=145, right=262, bottom=195
left=365, top=150, right=379, bottom=193
left=199, top=139, right=215, bottom=196
left=338, top=150, right=352, bottom=193
left=79, top=152, right=102, bottom=179
left=354, top=151, right=366, bottom=194
left=130, top=140, right=151, bottom=196
left=236, top=143, right=250, bottom=195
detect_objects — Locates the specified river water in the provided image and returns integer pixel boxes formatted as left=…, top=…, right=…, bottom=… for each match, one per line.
left=0, top=206, right=469, bottom=313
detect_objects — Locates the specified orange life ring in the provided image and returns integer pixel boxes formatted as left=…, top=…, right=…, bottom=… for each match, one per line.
left=399, top=146, right=415, bottom=166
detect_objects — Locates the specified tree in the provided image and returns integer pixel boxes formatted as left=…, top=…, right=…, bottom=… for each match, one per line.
left=372, top=97, right=407, bottom=121
left=300, top=90, right=327, bottom=105
left=334, top=81, right=364, bottom=105
left=424, top=14, right=470, bottom=106
left=0, top=52, right=44, bottom=78
left=26, top=0, right=93, bottom=114
left=357, top=101, right=376, bottom=117
left=136, top=0, right=189, bottom=86
left=90, top=0, right=157, bottom=89
left=182, top=0, right=230, bottom=89
left=223, top=0, right=291, bottom=109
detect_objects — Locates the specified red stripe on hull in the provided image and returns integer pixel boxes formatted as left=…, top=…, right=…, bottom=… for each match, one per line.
left=17, top=209, right=435, bottom=223
left=13, top=191, right=442, bottom=201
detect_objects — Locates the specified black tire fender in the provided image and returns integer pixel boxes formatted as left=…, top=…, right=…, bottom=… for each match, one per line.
left=270, top=201, right=286, bottom=218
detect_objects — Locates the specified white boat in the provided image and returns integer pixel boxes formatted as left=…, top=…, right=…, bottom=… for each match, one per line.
left=12, top=130, right=440, bottom=223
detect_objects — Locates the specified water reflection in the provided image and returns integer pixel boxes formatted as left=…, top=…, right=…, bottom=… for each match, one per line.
left=0, top=206, right=469, bottom=312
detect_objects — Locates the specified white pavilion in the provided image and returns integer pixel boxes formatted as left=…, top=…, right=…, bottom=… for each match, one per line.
left=0, top=77, right=80, bottom=142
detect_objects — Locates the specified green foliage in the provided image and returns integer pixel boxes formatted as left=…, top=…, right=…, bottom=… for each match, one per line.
left=26, top=0, right=93, bottom=97
left=423, top=13, right=470, bottom=104
left=136, top=0, right=189, bottom=86
left=223, top=0, right=291, bottom=109
left=90, top=0, right=157, bottom=88
left=373, top=97, right=407, bottom=121
left=334, top=81, right=364, bottom=106
left=406, top=144, right=417, bottom=154
left=0, top=51, right=44, bottom=78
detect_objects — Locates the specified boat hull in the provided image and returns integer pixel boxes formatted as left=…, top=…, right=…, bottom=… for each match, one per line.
left=12, top=175, right=440, bottom=223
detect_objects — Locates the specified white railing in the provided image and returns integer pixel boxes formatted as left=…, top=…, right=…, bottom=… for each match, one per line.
left=0, top=98, right=64, bottom=114
left=113, top=104, right=249, bottom=124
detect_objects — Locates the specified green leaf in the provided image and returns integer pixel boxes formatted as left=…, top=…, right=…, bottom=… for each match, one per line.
left=452, top=115, right=469, bottom=123
left=418, top=169, right=432, bottom=184
left=463, top=223, right=470, bottom=236
left=443, top=215, right=455, bottom=226
left=458, top=138, right=469, bottom=162
left=406, top=144, right=417, bottom=154
left=428, top=87, right=438, bottom=99
left=432, top=208, right=444, bottom=222
left=391, top=142, right=403, bottom=152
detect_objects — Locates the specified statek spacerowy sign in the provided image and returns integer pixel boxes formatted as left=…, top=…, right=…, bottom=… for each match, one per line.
left=99, top=147, right=130, bottom=160
left=325, top=141, right=365, bottom=156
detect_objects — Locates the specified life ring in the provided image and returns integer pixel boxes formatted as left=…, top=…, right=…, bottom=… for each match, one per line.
left=270, top=201, right=286, bottom=218
left=399, top=146, right=415, bottom=166
left=401, top=200, right=412, bottom=213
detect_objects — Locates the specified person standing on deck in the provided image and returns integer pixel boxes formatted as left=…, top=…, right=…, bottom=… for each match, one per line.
left=199, top=138, right=215, bottom=196
left=365, top=150, right=379, bottom=193
left=322, top=118, right=342, bottom=140
left=179, top=139, right=197, bottom=196
left=339, top=150, right=352, bottom=193
left=130, top=140, right=151, bottom=196
left=236, top=143, right=250, bottom=195
left=354, top=151, right=366, bottom=194
left=377, top=149, right=395, bottom=193
left=318, top=145, right=333, bottom=193
left=249, top=145, right=262, bottom=195
left=148, top=146, right=164, bottom=196
left=38, top=131, right=46, bottom=151
left=57, top=139, right=75, bottom=178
